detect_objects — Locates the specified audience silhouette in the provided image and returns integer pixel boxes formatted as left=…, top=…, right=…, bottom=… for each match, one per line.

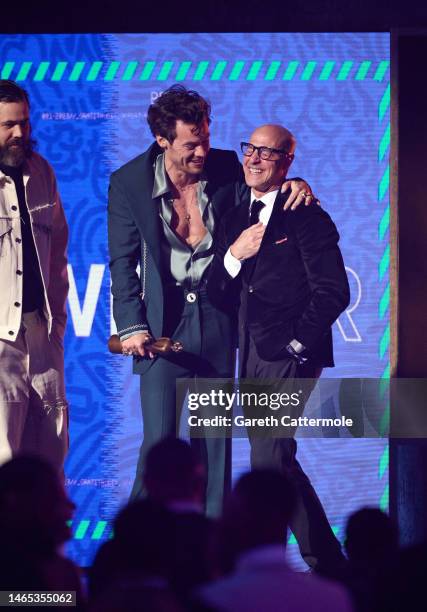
left=89, top=498, right=173, bottom=603
left=90, top=438, right=216, bottom=609
left=144, top=437, right=217, bottom=595
left=0, top=443, right=423, bottom=612
left=197, top=469, right=353, bottom=612
left=0, top=455, right=83, bottom=605
left=144, top=436, right=206, bottom=509
left=340, top=507, right=399, bottom=611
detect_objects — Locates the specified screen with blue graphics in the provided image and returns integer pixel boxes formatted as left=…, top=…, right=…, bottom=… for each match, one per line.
left=0, top=33, right=390, bottom=568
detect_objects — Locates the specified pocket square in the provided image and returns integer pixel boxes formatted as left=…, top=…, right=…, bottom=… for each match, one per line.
left=275, top=236, right=288, bottom=245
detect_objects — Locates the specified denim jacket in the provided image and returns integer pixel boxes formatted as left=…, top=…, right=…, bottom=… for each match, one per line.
left=0, top=152, right=68, bottom=342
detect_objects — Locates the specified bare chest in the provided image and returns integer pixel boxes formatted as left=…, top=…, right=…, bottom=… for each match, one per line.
left=170, top=186, right=207, bottom=248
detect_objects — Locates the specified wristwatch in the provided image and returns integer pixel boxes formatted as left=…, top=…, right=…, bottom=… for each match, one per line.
left=285, top=339, right=308, bottom=365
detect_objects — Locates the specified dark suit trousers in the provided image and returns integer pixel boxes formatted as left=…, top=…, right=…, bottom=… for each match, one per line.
left=131, top=288, right=234, bottom=517
left=244, top=334, right=345, bottom=572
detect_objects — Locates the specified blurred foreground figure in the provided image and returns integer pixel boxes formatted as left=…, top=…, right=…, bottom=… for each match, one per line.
left=90, top=439, right=216, bottom=607
left=144, top=436, right=206, bottom=509
left=0, top=456, right=83, bottom=603
left=197, top=469, right=353, bottom=612
left=343, top=507, right=399, bottom=612
left=0, top=80, right=69, bottom=471
left=145, top=437, right=216, bottom=594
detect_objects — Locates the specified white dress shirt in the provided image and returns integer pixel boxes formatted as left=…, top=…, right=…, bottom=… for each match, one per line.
left=222, top=189, right=306, bottom=356
left=224, top=189, right=279, bottom=278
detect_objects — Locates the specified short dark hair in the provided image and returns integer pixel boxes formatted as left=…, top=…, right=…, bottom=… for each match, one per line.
left=147, top=85, right=211, bottom=142
left=144, top=436, right=205, bottom=502
left=0, top=80, right=30, bottom=106
left=233, top=468, right=296, bottom=526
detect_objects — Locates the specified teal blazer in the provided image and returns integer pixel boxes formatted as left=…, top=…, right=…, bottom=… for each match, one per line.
left=108, top=142, right=244, bottom=374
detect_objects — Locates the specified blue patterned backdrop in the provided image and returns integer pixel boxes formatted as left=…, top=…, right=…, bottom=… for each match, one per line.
left=0, top=33, right=389, bottom=568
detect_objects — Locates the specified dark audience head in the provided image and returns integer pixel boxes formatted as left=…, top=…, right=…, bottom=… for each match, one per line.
left=144, top=437, right=206, bottom=506
left=113, top=498, right=173, bottom=577
left=89, top=499, right=177, bottom=605
left=0, top=455, right=74, bottom=553
left=218, top=469, right=296, bottom=568
left=345, top=507, right=398, bottom=564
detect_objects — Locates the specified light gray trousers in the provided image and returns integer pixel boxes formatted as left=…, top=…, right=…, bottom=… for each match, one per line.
left=0, top=310, right=68, bottom=471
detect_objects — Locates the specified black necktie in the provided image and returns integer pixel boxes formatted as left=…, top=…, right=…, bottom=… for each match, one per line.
left=249, top=199, right=265, bottom=226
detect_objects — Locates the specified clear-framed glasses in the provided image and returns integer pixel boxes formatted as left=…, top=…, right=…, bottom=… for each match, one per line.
left=240, top=141, right=293, bottom=162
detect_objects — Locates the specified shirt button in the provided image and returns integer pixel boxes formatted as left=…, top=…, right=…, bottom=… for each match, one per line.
left=248, top=286, right=254, bottom=293
left=16, top=270, right=23, bottom=275
left=8, top=331, right=14, bottom=336
left=11, top=205, right=17, bottom=211
left=14, top=302, right=20, bottom=307
left=16, top=237, right=22, bottom=243
left=186, top=292, right=197, bottom=303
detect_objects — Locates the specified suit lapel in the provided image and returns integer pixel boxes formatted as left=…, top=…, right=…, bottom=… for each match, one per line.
left=205, top=172, right=232, bottom=222
left=261, top=189, right=289, bottom=246
left=204, top=153, right=223, bottom=221
left=230, top=200, right=251, bottom=240
left=126, top=144, right=163, bottom=275
left=244, top=189, right=290, bottom=281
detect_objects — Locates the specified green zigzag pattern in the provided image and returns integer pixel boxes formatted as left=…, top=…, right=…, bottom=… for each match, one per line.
left=68, top=520, right=108, bottom=540
left=378, top=77, right=390, bottom=510
left=0, top=60, right=389, bottom=82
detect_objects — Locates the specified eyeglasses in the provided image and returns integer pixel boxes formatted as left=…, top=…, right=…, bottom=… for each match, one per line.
left=240, top=141, right=293, bottom=162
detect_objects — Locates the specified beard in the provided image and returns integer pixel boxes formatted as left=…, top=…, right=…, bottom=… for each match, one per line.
left=0, top=137, right=36, bottom=168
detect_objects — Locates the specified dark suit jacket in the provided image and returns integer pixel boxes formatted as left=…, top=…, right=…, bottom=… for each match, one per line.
left=108, top=142, right=244, bottom=374
left=208, top=191, right=350, bottom=367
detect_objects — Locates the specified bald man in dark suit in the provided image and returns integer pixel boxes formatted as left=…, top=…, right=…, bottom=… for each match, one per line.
left=208, top=124, right=350, bottom=572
